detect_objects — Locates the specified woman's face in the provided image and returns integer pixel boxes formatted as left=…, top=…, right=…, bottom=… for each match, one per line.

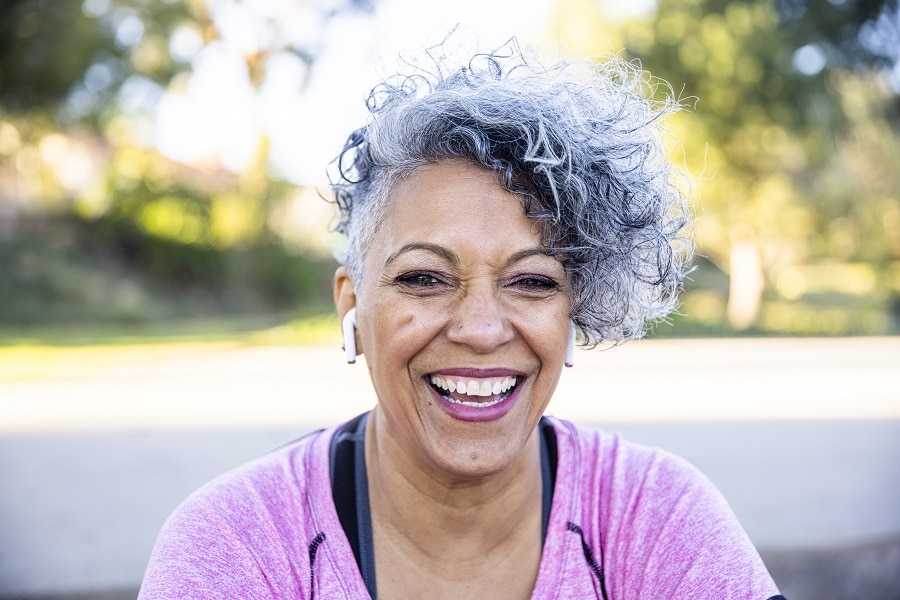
left=337, top=159, right=572, bottom=480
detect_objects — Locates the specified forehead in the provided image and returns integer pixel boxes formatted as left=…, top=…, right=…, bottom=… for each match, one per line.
left=375, top=160, right=542, bottom=251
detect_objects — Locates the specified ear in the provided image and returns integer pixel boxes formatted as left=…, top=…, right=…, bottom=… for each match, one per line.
left=334, top=266, right=362, bottom=356
left=334, top=266, right=356, bottom=317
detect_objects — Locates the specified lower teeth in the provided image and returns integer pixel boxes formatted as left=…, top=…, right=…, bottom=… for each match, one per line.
left=430, top=379, right=517, bottom=408
left=445, top=394, right=507, bottom=408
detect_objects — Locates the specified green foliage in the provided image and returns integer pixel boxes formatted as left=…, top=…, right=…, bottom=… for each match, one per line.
left=776, top=0, right=900, bottom=69
left=1, top=0, right=898, bottom=336
left=603, top=0, right=900, bottom=335
left=0, top=0, right=357, bottom=327
left=1, top=0, right=108, bottom=112
left=0, top=0, right=193, bottom=118
left=0, top=213, right=337, bottom=325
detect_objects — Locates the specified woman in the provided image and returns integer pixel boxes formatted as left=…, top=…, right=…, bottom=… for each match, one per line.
left=139, top=42, right=786, bottom=599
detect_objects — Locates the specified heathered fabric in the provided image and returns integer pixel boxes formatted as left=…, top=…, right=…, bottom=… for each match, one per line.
left=139, top=416, right=781, bottom=599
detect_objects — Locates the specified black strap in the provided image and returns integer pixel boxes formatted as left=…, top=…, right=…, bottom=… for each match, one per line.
left=330, top=413, right=557, bottom=599
left=329, top=413, right=376, bottom=595
left=539, top=417, right=558, bottom=543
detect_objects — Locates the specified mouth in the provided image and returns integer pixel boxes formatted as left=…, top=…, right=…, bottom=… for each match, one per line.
left=428, top=374, right=520, bottom=408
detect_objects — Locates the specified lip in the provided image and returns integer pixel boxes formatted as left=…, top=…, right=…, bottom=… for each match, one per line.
left=430, top=367, right=525, bottom=378
left=425, top=368, right=525, bottom=423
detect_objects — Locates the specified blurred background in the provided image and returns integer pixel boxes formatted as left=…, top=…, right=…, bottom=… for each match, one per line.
left=2, top=0, right=900, bottom=336
left=1, top=0, right=899, bottom=599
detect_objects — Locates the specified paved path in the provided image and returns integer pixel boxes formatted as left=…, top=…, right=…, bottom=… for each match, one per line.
left=2, top=337, right=899, bottom=430
left=1, top=337, right=898, bottom=597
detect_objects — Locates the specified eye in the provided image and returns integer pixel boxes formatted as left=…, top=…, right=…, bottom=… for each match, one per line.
left=508, top=274, right=559, bottom=294
left=395, top=271, right=448, bottom=289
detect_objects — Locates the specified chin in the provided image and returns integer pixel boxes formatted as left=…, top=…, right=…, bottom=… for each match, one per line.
left=418, top=418, right=536, bottom=481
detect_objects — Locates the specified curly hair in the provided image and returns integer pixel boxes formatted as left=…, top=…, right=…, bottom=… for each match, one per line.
left=328, top=40, right=694, bottom=345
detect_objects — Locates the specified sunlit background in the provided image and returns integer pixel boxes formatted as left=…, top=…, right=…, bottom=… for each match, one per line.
left=2, top=0, right=899, bottom=337
left=1, top=0, right=900, bottom=599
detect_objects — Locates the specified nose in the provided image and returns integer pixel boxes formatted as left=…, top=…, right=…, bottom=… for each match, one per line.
left=445, top=281, right=514, bottom=354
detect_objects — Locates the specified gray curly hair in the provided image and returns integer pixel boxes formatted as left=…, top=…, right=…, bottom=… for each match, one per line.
left=328, top=41, right=693, bottom=345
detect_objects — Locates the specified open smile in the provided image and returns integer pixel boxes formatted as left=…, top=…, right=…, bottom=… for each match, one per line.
left=428, top=374, right=519, bottom=407
left=424, top=369, right=525, bottom=422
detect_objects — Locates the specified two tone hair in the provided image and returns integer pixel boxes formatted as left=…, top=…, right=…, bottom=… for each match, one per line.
left=328, top=40, right=694, bottom=345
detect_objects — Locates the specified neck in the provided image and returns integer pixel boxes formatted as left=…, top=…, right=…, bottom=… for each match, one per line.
left=365, top=406, right=544, bottom=567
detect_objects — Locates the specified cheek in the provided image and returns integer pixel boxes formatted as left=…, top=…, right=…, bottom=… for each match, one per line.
left=515, top=302, right=571, bottom=345
left=363, top=299, right=444, bottom=360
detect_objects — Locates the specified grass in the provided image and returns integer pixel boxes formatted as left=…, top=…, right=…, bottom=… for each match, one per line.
left=0, top=311, right=341, bottom=347
left=0, top=312, right=343, bottom=383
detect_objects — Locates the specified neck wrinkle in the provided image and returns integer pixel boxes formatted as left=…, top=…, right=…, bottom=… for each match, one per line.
left=365, top=407, right=544, bottom=564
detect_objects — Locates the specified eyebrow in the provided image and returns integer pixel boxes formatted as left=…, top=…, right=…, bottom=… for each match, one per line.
left=384, top=243, right=459, bottom=267
left=508, top=247, right=560, bottom=264
left=383, top=244, right=559, bottom=268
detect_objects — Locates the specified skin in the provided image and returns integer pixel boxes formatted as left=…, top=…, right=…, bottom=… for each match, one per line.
left=334, top=159, right=572, bottom=599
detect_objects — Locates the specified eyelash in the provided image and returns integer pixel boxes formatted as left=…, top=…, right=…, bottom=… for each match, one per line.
left=394, top=271, right=559, bottom=294
left=508, top=275, right=559, bottom=292
left=395, top=271, right=449, bottom=289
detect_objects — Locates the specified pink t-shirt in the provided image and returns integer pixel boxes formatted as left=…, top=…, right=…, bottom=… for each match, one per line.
left=139, top=417, right=783, bottom=599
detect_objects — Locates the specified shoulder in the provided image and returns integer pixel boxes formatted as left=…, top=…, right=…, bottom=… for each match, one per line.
left=138, top=427, right=336, bottom=599
left=177, top=426, right=329, bottom=525
left=548, top=417, right=706, bottom=495
left=548, top=417, right=724, bottom=540
left=547, top=418, right=781, bottom=599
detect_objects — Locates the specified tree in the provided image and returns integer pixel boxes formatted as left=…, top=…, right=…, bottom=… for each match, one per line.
left=0, top=0, right=374, bottom=324
left=617, top=0, right=900, bottom=333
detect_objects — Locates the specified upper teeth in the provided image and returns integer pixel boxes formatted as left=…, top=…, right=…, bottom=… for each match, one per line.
left=429, top=375, right=518, bottom=397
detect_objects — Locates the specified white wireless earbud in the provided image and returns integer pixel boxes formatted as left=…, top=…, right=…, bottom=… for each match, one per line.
left=565, top=321, right=576, bottom=368
left=342, top=308, right=357, bottom=364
